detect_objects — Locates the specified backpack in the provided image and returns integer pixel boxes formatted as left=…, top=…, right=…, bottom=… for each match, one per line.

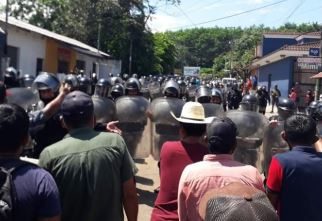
left=0, top=161, right=27, bottom=221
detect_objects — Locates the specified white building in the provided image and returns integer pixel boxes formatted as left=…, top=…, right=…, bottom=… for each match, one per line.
left=0, top=16, right=121, bottom=77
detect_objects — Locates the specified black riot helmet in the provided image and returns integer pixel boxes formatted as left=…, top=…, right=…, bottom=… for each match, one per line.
left=122, top=73, right=129, bottom=81
left=111, top=76, right=123, bottom=86
left=33, top=72, right=60, bottom=93
left=125, top=77, right=141, bottom=95
left=111, top=83, right=125, bottom=100
left=132, top=73, right=138, bottom=79
left=33, top=72, right=60, bottom=104
left=4, top=67, right=18, bottom=88
left=232, top=83, right=238, bottom=90
left=63, top=74, right=79, bottom=91
left=307, top=101, right=322, bottom=121
left=196, top=85, right=211, bottom=103
left=21, top=74, right=35, bottom=88
left=211, top=88, right=223, bottom=104
left=94, top=78, right=112, bottom=97
left=162, top=79, right=180, bottom=98
left=240, top=94, right=258, bottom=112
left=277, top=97, right=296, bottom=120
left=78, top=75, right=92, bottom=95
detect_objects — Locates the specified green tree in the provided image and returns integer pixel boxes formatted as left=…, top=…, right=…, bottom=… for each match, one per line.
left=8, top=0, right=179, bottom=74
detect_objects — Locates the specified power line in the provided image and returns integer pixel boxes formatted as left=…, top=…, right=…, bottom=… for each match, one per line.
left=269, top=3, right=322, bottom=25
left=170, top=0, right=288, bottom=30
left=284, top=0, right=306, bottom=23
left=175, top=5, right=197, bottom=28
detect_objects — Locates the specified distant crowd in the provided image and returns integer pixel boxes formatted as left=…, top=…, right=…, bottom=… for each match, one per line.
left=0, top=67, right=322, bottom=221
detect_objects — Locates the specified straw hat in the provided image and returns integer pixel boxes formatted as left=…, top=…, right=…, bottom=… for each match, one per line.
left=170, top=101, right=213, bottom=124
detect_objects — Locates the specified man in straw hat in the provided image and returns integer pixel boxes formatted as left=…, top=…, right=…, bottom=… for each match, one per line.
left=178, top=117, right=265, bottom=221
left=151, top=102, right=212, bottom=221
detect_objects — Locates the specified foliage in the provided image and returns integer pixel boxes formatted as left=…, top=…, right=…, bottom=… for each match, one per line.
left=6, top=1, right=322, bottom=76
left=7, top=0, right=179, bottom=74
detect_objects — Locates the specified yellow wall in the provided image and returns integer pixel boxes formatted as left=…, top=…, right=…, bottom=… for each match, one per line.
left=44, top=38, right=78, bottom=73
left=69, top=50, right=77, bottom=73
left=44, top=38, right=58, bottom=73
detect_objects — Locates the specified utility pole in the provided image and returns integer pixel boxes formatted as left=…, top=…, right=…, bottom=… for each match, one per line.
left=1, top=0, right=9, bottom=81
left=315, top=29, right=322, bottom=101
left=129, top=38, right=133, bottom=76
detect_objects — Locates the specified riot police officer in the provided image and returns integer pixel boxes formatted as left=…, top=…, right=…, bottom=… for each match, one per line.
left=257, top=86, right=270, bottom=115
left=125, top=77, right=141, bottom=96
left=20, top=74, right=35, bottom=88
left=94, top=78, right=112, bottom=98
left=262, top=97, right=296, bottom=174
left=196, top=85, right=224, bottom=117
left=150, top=79, right=184, bottom=160
left=240, top=94, right=258, bottom=112
left=110, top=83, right=125, bottom=101
left=210, top=88, right=223, bottom=105
left=116, top=77, right=150, bottom=158
left=30, top=72, right=70, bottom=158
left=63, top=74, right=79, bottom=91
left=4, top=67, right=19, bottom=88
left=92, top=78, right=116, bottom=130
left=78, top=75, right=92, bottom=95
left=226, top=94, right=268, bottom=168
left=227, top=83, right=242, bottom=110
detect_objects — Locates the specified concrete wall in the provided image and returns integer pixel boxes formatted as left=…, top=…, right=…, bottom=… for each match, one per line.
left=258, top=57, right=294, bottom=97
left=76, top=53, right=122, bottom=77
left=7, top=26, right=46, bottom=76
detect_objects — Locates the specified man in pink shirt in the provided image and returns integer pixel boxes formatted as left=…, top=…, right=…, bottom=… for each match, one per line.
left=178, top=117, right=265, bottom=221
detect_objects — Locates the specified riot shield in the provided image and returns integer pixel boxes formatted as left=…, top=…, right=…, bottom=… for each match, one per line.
left=115, top=96, right=150, bottom=159
left=225, top=110, right=268, bottom=169
left=187, top=85, right=198, bottom=101
left=261, top=120, right=288, bottom=174
left=202, top=103, right=225, bottom=118
left=148, top=81, right=162, bottom=100
left=6, top=87, right=39, bottom=111
left=150, top=97, right=185, bottom=160
left=92, top=96, right=117, bottom=124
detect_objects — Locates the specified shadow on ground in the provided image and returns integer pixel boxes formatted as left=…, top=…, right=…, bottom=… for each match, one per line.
left=137, top=188, right=157, bottom=207
left=136, top=175, right=154, bottom=186
left=134, top=159, right=147, bottom=164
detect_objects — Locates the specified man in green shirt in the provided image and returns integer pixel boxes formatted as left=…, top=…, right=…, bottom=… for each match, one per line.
left=39, top=91, right=138, bottom=221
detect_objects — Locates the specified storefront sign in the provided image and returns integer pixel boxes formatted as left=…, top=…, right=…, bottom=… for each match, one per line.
left=309, top=48, right=320, bottom=57
left=296, top=57, right=322, bottom=72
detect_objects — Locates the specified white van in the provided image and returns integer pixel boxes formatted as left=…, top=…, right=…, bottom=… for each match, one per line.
left=222, top=77, right=237, bottom=86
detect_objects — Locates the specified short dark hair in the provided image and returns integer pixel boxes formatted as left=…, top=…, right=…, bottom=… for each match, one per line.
left=63, top=111, right=93, bottom=129
left=180, top=122, right=206, bottom=137
left=284, top=114, right=317, bottom=145
left=0, top=104, right=29, bottom=152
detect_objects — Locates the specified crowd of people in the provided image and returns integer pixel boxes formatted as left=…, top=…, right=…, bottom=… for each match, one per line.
left=0, top=67, right=322, bottom=221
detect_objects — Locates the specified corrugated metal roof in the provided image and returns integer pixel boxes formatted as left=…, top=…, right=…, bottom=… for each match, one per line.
left=0, top=16, right=110, bottom=58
